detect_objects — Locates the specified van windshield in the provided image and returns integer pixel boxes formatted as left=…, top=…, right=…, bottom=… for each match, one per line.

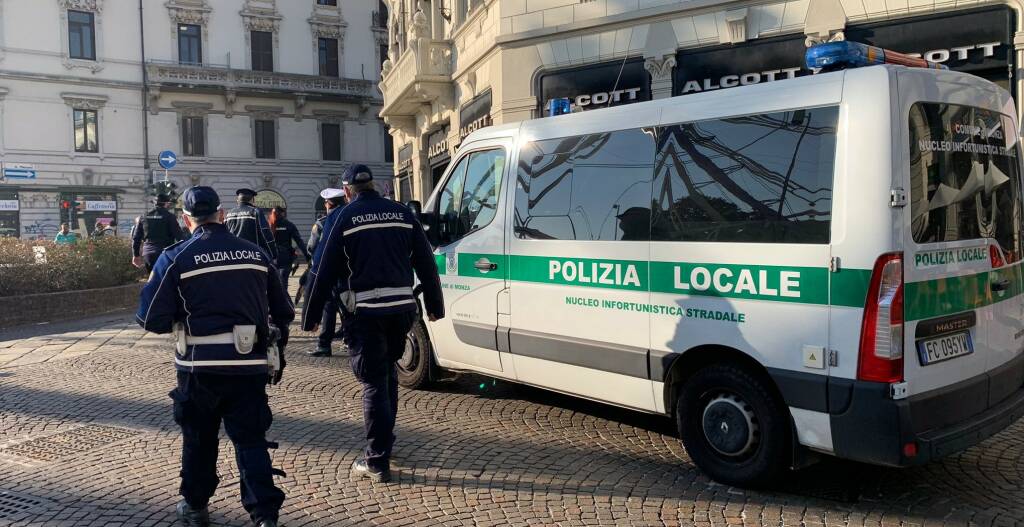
left=909, top=103, right=1022, bottom=262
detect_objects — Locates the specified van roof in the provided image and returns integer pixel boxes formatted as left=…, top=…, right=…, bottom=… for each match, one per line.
left=458, top=65, right=1011, bottom=146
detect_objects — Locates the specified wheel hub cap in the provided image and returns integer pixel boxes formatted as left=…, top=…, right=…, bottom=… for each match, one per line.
left=701, top=394, right=758, bottom=457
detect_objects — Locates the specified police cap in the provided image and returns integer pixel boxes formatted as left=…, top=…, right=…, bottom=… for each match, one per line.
left=342, top=164, right=373, bottom=185
left=183, top=186, right=221, bottom=217
left=319, top=188, right=345, bottom=200
left=155, top=193, right=171, bottom=204
left=235, top=188, right=257, bottom=198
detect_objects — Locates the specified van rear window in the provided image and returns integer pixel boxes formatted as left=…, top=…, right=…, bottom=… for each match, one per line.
left=909, top=103, right=1022, bottom=261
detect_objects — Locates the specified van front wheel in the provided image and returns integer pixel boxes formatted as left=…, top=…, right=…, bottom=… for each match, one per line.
left=397, top=318, right=433, bottom=389
left=676, top=363, right=791, bottom=488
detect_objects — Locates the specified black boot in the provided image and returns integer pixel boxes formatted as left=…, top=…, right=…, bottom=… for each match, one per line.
left=307, top=346, right=331, bottom=357
left=175, top=499, right=210, bottom=527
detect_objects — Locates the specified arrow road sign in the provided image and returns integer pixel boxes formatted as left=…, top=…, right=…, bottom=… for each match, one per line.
left=158, top=150, right=178, bottom=170
left=2, top=163, right=37, bottom=180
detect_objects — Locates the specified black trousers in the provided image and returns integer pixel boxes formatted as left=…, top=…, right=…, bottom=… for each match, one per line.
left=170, top=372, right=285, bottom=523
left=318, top=297, right=338, bottom=348
left=342, top=311, right=416, bottom=471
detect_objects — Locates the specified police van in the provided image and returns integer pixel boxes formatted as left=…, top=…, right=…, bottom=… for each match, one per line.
left=401, top=42, right=1024, bottom=487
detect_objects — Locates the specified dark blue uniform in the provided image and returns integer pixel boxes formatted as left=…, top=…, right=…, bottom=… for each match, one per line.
left=271, top=217, right=309, bottom=290
left=307, top=211, right=341, bottom=352
left=303, top=185, right=443, bottom=476
left=226, top=202, right=278, bottom=260
left=137, top=218, right=293, bottom=525
left=131, top=207, right=186, bottom=271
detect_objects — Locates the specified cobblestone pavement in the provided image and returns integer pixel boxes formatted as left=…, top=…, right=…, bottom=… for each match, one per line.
left=0, top=290, right=1023, bottom=526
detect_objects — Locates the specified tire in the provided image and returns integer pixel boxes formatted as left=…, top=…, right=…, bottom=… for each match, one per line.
left=676, top=363, right=791, bottom=488
left=397, top=318, right=434, bottom=389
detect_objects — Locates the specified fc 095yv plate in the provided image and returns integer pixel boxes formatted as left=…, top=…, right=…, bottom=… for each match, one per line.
left=917, top=331, right=973, bottom=366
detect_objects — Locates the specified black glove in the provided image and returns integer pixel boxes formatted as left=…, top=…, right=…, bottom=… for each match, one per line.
left=272, top=346, right=286, bottom=385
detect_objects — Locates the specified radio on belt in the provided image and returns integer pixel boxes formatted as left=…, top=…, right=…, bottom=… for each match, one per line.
left=806, top=41, right=950, bottom=72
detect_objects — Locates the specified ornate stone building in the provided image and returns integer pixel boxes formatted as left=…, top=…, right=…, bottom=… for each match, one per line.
left=0, top=0, right=390, bottom=239
left=379, top=0, right=1024, bottom=203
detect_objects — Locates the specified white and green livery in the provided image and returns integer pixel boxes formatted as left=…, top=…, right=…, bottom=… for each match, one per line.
left=398, top=63, right=1024, bottom=487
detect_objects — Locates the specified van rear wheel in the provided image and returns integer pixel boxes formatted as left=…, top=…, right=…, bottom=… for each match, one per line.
left=397, top=318, right=433, bottom=389
left=676, top=363, right=790, bottom=488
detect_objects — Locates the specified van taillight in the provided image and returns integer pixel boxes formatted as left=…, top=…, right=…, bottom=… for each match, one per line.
left=990, top=245, right=1006, bottom=268
left=858, top=253, right=904, bottom=383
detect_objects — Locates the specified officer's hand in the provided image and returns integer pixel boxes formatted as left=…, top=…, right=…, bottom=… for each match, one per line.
left=310, top=324, right=320, bottom=333
left=428, top=313, right=443, bottom=322
left=131, top=256, right=143, bottom=268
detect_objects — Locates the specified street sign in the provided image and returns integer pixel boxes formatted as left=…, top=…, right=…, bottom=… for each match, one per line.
left=85, top=200, right=117, bottom=211
left=2, top=163, right=37, bottom=180
left=158, top=150, right=178, bottom=170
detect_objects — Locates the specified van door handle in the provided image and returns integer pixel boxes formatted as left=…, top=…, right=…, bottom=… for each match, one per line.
left=991, top=279, right=1012, bottom=292
left=474, top=258, right=497, bottom=271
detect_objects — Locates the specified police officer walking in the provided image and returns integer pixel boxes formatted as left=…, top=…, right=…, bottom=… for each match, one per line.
left=226, top=188, right=278, bottom=260
left=136, top=186, right=292, bottom=527
left=131, top=193, right=186, bottom=271
left=305, top=188, right=346, bottom=357
left=302, top=165, right=443, bottom=482
left=269, top=206, right=310, bottom=290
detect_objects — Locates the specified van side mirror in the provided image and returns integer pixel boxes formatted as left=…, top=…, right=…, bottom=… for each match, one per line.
left=407, top=200, right=440, bottom=247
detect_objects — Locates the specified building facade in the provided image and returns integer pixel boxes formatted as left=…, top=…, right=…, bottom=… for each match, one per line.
left=0, top=0, right=391, bottom=240
left=379, top=0, right=1023, bottom=203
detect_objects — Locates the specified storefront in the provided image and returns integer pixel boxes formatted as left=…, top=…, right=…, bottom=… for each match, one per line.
left=425, top=123, right=451, bottom=193
left=60, top=193, right=118, bottom=236
left=674, top=6, right=1015, bottom=97
left=395, top=143, right=413, bottom=201
left=254, top=189, right=287, bottom=213
left=538, top=58, right=652, bottom=116
left=458, top=90, right=493, bottom=146
left=0, top=190, right=19, bottom=238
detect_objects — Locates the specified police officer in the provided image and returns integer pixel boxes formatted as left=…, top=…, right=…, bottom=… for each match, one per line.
left=306, top=188, right=346, bottom=357
left=131, top=193, right=186, bottom=271
left=270, top=206, right=310, bottom=291
left=226, top=188, right=278, bottom=260
left=136, top=186, right=292, bottom=527
left=302, top=165, right=443, bottom=482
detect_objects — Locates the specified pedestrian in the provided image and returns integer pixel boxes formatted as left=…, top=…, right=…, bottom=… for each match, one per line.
left=304, top=188, right=346, bottom=357
left=226, top=188, right=278, bottom=260
left=91, top=220, right=106, bottom=238
left=53, top=223, right=78, bottom=244
left=302, top=165, right=444, bottom=482
left=131, top=193, right=187, bottom=272
left=136, top=186, right=292, bottom=527
left=269, top=206, right=310, bottom=292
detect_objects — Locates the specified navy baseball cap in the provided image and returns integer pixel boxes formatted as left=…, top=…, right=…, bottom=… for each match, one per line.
left=342, top=164, right=373, bottom=185
left=182, top=186, right=221, bottom=217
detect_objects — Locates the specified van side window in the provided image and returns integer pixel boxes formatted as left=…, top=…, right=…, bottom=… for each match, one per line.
left=514, top=129, right=655, bottom=241
left=652, top=107, right=838, bottom=244
left=909, top=103, right=1022, bottom=262
left=435, top=148, right=505, bottom=246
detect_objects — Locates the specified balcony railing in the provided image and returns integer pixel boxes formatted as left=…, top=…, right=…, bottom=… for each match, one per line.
left=146, top=61, right=376, bottom=100
left=380, top=40, right=453, bottom=116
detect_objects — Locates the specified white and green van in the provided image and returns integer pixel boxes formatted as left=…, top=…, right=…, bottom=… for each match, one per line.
left=400, top=56, right=1024, bottom=487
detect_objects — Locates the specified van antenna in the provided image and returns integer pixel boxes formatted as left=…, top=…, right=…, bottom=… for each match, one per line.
left=607, top=30, right=635, bottom=108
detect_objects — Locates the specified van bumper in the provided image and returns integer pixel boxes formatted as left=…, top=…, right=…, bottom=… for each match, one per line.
left=828, top=353, right=1024, bottom=467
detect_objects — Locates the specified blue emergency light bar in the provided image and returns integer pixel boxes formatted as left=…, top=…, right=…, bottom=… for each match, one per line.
left=548, top=98, right=571, bottom=117
left=806, top=41, right=948, bottom=71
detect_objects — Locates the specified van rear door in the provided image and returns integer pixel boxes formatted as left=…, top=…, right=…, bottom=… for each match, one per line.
left=903, top=98, right=1023, bottom=398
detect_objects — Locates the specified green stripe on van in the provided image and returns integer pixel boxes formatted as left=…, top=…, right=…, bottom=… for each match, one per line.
left=438, top=252, right=872, bottom=308
left=904, top=262, right=1024, bottom=321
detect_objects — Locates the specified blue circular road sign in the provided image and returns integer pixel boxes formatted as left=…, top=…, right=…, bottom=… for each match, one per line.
left=158, top=150, right=178, bottom=170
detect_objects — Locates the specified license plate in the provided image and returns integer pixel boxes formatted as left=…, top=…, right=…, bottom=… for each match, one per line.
left=917, top=332, right=974, bottom=366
